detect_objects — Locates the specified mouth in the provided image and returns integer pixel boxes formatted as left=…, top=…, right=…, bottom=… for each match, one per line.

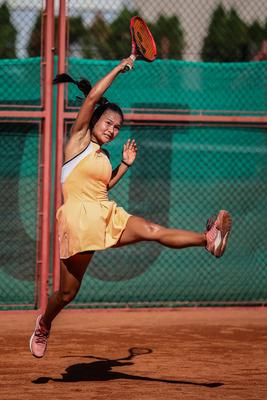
left=103, top=133, right=113, bottom=141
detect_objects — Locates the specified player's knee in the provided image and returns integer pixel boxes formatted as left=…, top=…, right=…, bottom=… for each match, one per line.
left=58, top=287, right=80, bottom=305
left=143, top=221, right=162, bottom=239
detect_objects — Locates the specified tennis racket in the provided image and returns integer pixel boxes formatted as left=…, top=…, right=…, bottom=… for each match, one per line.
left=124, top=16, right=157, bottom=71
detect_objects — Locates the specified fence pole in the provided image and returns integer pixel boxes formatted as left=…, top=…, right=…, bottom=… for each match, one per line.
left=40, top=0, right=55, bottom=312
left=53, top=0, right=67, bottom=291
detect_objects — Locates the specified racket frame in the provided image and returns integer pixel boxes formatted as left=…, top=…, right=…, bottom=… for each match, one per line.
left=125, top=16, right=157, bottom=71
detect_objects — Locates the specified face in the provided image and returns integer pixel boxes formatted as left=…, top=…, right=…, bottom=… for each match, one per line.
left=91, top=110, right=122, bottom=145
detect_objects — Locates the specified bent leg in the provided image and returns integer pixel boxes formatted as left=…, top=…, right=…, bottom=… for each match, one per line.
left=116, top=216, right=206, bottom=249
left=41, top=251, right=94, bottom=330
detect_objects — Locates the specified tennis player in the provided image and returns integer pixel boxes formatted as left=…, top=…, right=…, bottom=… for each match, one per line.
left=30, top=57, right=232, bottom=358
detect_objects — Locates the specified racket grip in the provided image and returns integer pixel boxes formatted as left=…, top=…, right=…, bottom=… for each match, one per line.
left=124, top=55, right=136, bottom=71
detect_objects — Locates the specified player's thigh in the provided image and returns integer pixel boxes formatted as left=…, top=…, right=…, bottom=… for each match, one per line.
left=60, top=251, right=94, bottom=291
left=116, top=216, right=163, bottom=247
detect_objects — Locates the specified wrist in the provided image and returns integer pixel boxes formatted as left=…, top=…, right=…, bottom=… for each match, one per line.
left=121, top=160, right=131, bottom=168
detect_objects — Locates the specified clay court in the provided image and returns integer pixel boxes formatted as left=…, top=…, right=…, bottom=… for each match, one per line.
left=1, top=307, right=267, bottom=400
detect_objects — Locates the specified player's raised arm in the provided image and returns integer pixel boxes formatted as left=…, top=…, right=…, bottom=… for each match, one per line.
left=70, top=58, right=134, bottom=143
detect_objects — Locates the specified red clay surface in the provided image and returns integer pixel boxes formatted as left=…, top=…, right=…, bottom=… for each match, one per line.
left=1, top=308, right=267, bottom=400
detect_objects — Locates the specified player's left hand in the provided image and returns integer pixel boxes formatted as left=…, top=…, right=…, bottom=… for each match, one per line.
left=122, top=139, right=137, bottom=166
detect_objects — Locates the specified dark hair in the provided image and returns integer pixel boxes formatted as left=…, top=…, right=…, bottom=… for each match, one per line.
left=89, top=102, right=124, bottom=131
left=53, top=73, right=124, bottom=130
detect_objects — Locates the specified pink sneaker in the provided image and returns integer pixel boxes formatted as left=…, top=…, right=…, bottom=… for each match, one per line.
left=205, top=210, right=232, bottom=258
left=30, top=315, right=50, bottom=358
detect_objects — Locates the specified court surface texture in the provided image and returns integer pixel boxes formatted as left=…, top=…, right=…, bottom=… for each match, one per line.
left=0, top=308, right=266, bottom=400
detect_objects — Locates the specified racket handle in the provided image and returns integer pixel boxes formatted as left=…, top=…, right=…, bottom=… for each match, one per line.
left=124, top=54, right=136, bottom=71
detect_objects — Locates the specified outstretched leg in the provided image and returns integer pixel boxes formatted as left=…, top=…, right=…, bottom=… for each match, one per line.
left=116, top=210, right=231, bottom=257
left=117, top=216, right=206, bottom=248
left=30, top=251, right=94, bottom=358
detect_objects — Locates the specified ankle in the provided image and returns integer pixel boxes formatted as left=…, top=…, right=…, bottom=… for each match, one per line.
left=40, top=316, right=51, bottom=331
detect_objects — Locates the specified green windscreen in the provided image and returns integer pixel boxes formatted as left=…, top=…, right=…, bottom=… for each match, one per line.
left=68, top=59, right=267, bottom=115
left=71, top=125, right=267, bottom=307
left=0, top=122, right=39, bottom=309
left=0, top=58, right=266, bottom=308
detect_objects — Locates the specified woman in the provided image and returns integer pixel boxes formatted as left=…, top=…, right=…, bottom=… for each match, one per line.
left=30, top=57, right=232, bottom=358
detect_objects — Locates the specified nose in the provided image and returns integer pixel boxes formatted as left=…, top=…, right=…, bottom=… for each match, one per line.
left=107, top=126, right=114, bottom=135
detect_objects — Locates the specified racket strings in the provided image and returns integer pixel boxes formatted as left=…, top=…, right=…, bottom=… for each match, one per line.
left=132, top=20, right=156, bottom=61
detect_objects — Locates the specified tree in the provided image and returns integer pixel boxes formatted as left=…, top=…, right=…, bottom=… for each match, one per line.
left=0, top=2, right=17, bottom=59
left=108, top=7, right=139, bottom=59
left=150, top=15, right=184, bottom=59
left=27, top=12, right=87, bottom=57
left=201, top=4, right=249, bottom=62
left=83, top=12, right=112, bottom=59
left=248, top=19, right=267, bottom=60
left=68, top=15, right=88, bottom=57
left=27, top=13, right=41, bottom=57
left=83, top=7, right=139, bottom=59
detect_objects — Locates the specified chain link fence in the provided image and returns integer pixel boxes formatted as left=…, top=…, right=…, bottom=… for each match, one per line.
left=66, top=0, right=267, bottom=61
left=67, top=58, right=267, bottom=116
left=0, top=121, right=40, bottom=309
left=0, top=1, right=266, bottom=61
left=64, top=59, right=267, bottom=307
left=0, top=1, right=266, bottom=308
left=71, top=124, right=267, bottom=307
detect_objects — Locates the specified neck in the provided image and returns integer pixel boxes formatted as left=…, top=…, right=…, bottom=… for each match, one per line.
left=91, top=138, right=101, bottom=146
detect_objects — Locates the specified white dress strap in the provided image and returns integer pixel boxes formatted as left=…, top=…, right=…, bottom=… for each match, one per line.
left=61, top=142, right=93, bottom=184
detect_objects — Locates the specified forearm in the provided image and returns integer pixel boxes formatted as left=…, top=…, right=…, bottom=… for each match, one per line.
left=108, top=162, right=130, bottom=190
left=71, top=64, right=122, bottom=136
left=88, top=65, right=121, bottom=103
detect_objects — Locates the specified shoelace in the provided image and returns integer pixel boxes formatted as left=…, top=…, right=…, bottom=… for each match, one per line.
left=206, top=215, right=217, bottom=232
left=35, top=328, right=49, bottom=344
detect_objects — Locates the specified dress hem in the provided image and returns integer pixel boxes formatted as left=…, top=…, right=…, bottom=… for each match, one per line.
left=59, top=214, right=132, bottom=259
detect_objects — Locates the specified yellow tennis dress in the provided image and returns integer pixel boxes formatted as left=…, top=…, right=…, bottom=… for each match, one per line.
left=56, top=141, right=131, bottom=259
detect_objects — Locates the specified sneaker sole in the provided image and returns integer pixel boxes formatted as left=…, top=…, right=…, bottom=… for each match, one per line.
left=29, top=331, right=42, bottom=358
left=29, top=315, right=45, bottom=358
left=214, top=210, right=232, bottom=258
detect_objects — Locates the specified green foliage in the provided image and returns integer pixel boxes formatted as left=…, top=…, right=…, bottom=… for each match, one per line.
left=83, top=8, right=184, bottom=60
left=68, top=16, right=88, bottom=57
left=26, top=6, right=183, bottom=60
left=202, top=4, right=248, bottom=62
left=27, top=13, right=41, bottom=57
left=26, top=5, right=266, bottom=62
left=108, top=7, right=139, bottom=59
left=150, top=15, right=184, bottom=59
left=202, top=4, right=267, bottom=62
left=27, top=13, right=88, bottom=57
left=0, top=2, right=17, bottom=59
left=247, top=19, right=267, bottom=59
left=82, top=7, right=139, bottom=59
left=83, top=13, right=112, bottom=59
